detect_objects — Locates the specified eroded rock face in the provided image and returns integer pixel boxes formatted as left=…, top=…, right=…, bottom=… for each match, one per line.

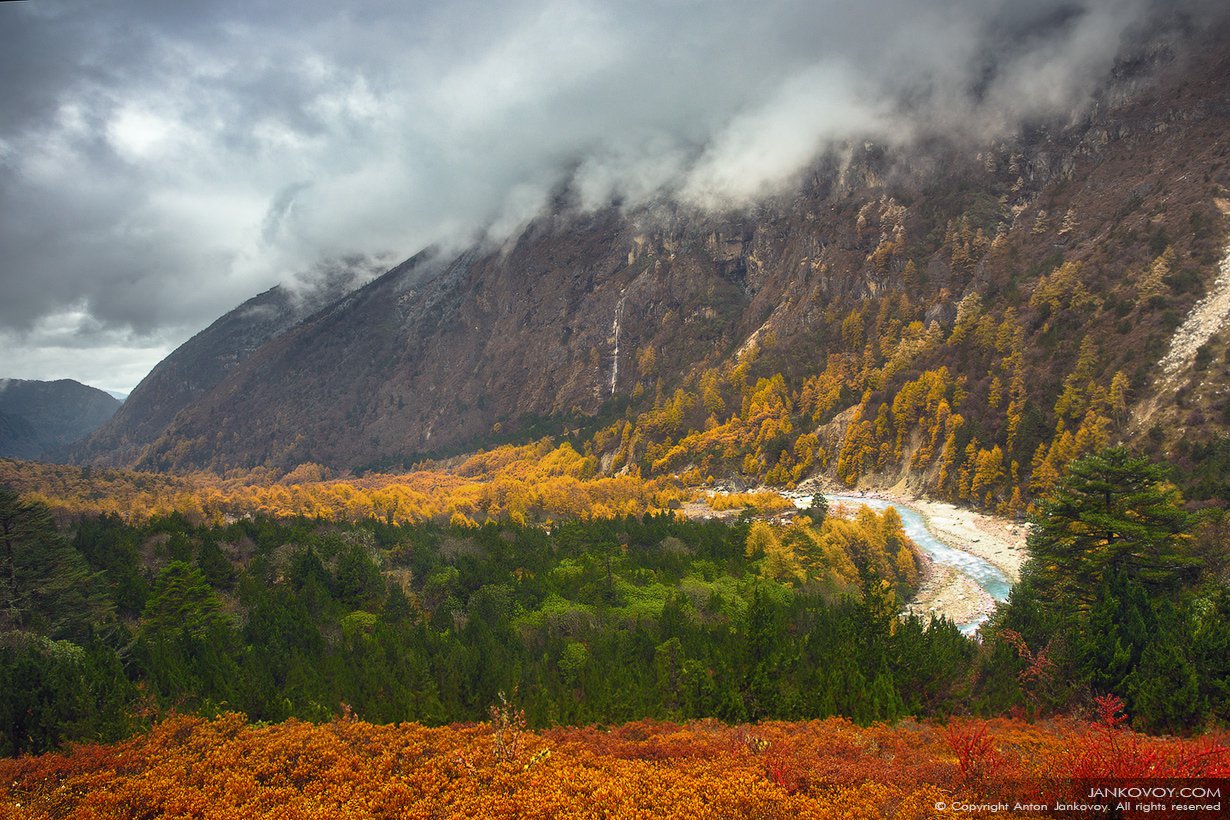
left=87, top=23, right=1230, bottom=473
left=135, top=208, right=759, bottom=470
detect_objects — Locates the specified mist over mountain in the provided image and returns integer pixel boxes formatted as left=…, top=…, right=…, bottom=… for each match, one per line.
left=4, top=0, right=1229, bottom=393
left=67, top=12, right=1230, bottom=508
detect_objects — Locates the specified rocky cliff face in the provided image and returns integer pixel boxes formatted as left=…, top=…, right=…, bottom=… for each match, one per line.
left=0, top=379, right=120, bottom=459
left=85, top=21, right=1230, bottom=478
left=133, top=213, right=753, bottom=470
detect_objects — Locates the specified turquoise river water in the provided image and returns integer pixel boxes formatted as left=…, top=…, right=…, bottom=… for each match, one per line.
left=807, top=494, right=1014, bottom=634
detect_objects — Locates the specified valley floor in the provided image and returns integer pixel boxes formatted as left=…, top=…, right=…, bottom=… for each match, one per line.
left=907, top=563, right=995, bottom=628
left=895, top=496, right=1027, bottom=628
left=697, top=486, right=1031, bottom=629
left=904, top=497, right=1028, bottom=583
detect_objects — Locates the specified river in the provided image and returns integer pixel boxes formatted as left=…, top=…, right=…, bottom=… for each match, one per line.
left=807, top=494, right=1015, bottom=634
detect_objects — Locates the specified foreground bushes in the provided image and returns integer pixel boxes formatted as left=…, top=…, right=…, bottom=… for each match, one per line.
left=1, top=710, right=1225, bottom=819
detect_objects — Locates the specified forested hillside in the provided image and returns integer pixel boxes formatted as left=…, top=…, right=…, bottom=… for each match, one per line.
left=1, top=483, right=937, bottom=755
left=0, top=379, right=119, bottom=459
left=2, top=447, right=1229, bottom=818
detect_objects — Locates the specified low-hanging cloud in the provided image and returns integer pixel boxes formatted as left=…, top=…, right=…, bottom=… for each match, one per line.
left=0, top=0, right=1222, bottom=391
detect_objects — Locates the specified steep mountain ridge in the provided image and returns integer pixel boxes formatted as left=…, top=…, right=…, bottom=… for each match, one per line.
left=71, top=256, right=397, bottom=466
left=84, top=22, right=1230, bottom=507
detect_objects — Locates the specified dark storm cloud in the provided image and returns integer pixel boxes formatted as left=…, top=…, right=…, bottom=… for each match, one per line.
left=0, top=0, right=1223, bottom=391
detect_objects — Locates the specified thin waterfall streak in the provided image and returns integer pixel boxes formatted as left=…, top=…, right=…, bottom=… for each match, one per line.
left=610, top=293, right=626, bottom=396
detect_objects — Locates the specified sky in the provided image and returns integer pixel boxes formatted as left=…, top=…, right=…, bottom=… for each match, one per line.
left=0, top=0, right=1214, bottom=394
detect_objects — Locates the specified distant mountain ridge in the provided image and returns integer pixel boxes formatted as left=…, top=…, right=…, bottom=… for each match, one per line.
left=0, top=379, right=120, bottom=459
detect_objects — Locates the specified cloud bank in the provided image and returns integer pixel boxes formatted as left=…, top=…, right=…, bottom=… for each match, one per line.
left=0, top=0, right=1217, bottom=391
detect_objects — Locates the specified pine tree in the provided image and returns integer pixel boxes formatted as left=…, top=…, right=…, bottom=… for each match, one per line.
left=1078, top=568, right=1154, bottom=696
left=1022, top=448, right=1198, bottom=619
left=0, top=487, right=114, bottom=642
left=806, top=495, right=828, bottom=526
left=1128, top=605, right=1205, bottom=733
left=140, top=561, right=229, bottom=639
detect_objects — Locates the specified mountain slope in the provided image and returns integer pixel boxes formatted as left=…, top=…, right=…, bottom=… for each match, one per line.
left=0, top=410, right=43, bottom=460
left=95, top=21, right=1230, bottom=508
left=0, top=379, right=120, bottom=458
left=136, top=207, right=757, bottom=470
left=71, top=257, right=394, bottom=466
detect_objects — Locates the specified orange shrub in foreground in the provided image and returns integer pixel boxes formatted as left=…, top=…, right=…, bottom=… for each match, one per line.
left=1, top=713, right=1226, bottom=819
